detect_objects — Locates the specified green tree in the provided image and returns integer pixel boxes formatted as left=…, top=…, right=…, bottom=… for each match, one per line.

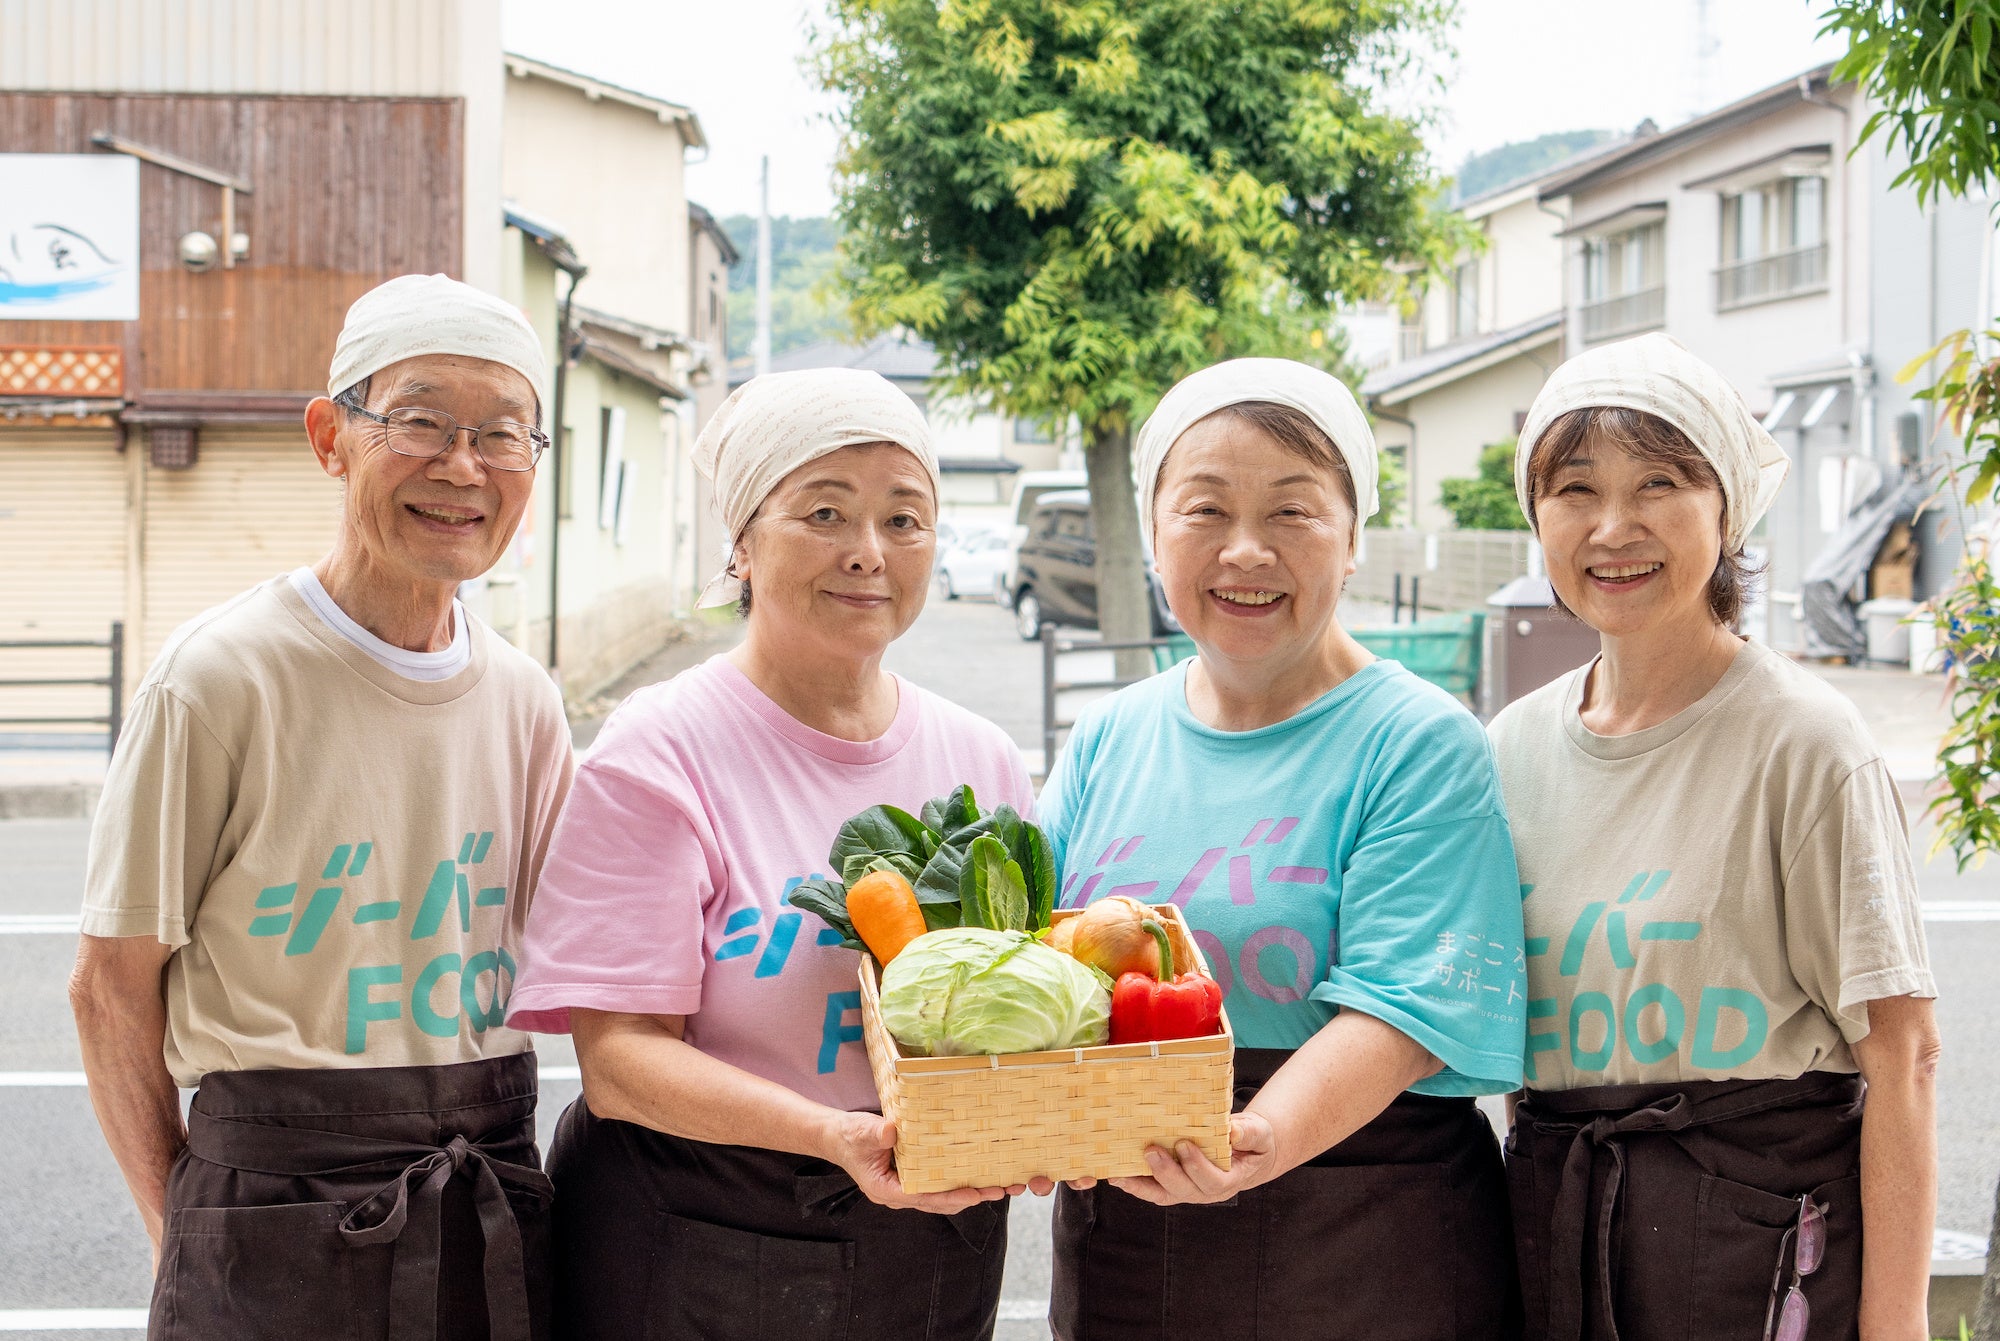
left=1373, top=442, right=1407, bottom=529
left=1821, top=0, right=2000, bottom=881
left=818, top=0, right=1466, bottom=660
left=1436, top=438, right=1528, bottom=530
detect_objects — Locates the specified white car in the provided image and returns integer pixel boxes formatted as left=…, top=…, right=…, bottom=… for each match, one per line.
left=933, top=530, right=1012, bottom=601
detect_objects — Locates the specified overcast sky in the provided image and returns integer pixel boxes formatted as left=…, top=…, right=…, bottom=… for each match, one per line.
left=500, top=0, right=1848, bottom=221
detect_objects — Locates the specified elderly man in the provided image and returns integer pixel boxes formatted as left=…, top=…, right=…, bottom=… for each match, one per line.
left=69, top=274, right=574, bottom=1341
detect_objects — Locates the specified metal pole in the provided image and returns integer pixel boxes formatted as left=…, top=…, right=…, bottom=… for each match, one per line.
left=1392, top=573, right=1403, bottom=624
left=107, top=620, right=124, bottom=753
left=1041, top=623, right=1058, bottom=774
left=1411, top=576, right=1422, bottom=619
left=754, top=156, right=773, bottom=379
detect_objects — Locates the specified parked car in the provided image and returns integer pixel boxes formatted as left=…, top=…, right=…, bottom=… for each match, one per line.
left=994, top=468, right=1088, bottom=609
left=933, top=529, right=1010, bottom=601
left=1006, top=490, right=1179, bottom=641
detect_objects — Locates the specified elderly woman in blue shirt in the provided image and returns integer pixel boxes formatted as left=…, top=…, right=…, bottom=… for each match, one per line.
left=1039, top=359, right=1527, bottom=1340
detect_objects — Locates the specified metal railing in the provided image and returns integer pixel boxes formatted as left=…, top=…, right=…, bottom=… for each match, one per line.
left=1580, top=285, right=1666, bottom=343
left=1040, top=625, right=1175, bottom=769
left=0, top=621, right=125, bottom=751
left=1715, top=242, right=1829, bottom=311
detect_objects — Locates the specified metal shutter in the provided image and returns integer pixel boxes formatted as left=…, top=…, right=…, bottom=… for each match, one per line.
left=139, top=428, right=341, bottom=667
left=0, top=428, right=127, bottom=735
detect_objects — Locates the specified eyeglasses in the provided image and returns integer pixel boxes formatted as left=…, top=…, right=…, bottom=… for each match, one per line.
left=337, top=395, right=548, bottom=473
left=1762, top=1195, right=1826, bottom=1341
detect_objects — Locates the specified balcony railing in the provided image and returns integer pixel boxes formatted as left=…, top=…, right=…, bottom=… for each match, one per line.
left=1581, top=286, right=1666, bottom=343
left=1715, top=242, right=1829, bottom=311
left=1396, top=326, right=1424, bottom=362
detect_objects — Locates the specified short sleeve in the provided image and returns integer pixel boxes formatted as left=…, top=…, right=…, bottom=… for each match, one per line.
left=506, top=758, right=719, bottom=1033
left=1310, top=713, right=1528, bottom=1096
left=1035, top=704, right=1102, bottom=877
left=1782, top=759, right=1935, bottom=1041
left=81, top=686, right=236, bottom=947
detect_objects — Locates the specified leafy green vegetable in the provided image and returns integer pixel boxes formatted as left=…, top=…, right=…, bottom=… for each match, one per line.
left=788, top=787, right=1060, bottom=948
left=787, top=876, right=864, bottom=951
left=878, top=928, right=1112, bottom=1057
left=831, top=805, right=936, bottom=888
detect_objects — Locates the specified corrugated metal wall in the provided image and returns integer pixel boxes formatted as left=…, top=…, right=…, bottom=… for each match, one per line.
left=138, top=427, right=340, bottom=665
left=0, top=429, right=127, bottom=732
left=0, top=0, right=466, bottom=96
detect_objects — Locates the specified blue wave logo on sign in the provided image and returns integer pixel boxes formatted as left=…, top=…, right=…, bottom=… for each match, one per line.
left=0, top=225, right=123, bottom=306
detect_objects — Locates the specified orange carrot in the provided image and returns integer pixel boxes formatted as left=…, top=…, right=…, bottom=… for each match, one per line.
left=848, top=869, right=929, bottom=965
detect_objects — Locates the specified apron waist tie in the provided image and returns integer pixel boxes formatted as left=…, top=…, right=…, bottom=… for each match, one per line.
left=186, top=1107, right=553, bottom=1341
left=1526, top=1072, right=1860, bottom=1341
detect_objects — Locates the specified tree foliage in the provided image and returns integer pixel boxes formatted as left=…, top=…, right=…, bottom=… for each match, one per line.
left=1820, top=0, right=2000, bottom=208
left=1820, top=0, right=2000, bottom=875
left=816, top=0, right=1466, bottom=653
left=1437, top=438, right=1528, bottom=531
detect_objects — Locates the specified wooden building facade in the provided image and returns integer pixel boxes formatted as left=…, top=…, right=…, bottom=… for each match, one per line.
left=0, top=1, right=499, bottom=736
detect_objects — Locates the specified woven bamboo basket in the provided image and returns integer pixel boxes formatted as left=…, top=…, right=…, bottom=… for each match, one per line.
left=858, top=903, right=1234, bottom=1194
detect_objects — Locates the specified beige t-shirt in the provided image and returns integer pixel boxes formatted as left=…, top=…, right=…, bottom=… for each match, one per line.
left=1487, top=639, right=1933, bottom=1092
left=82, top=579, right=575, bottom=1086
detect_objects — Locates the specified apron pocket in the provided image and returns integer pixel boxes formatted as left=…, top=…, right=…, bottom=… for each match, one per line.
left=158, top=1201, right=355, bottom=1340
left=1250, top=1160, right=1458, bottom=1341
left=1687, top=1174, right=1817, bottom=1337
left=648, top=1212, right=855, bottom=1341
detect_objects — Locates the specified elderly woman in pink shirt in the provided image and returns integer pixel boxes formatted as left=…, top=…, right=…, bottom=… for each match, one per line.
left=507, top=369, right=1032, bottom=1340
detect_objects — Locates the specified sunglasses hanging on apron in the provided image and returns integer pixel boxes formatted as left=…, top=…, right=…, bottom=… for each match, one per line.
left=1506, top=1071, right=1865, bottom=1341
left=150, top=1053, right=552, bottom=1341
left=543, top=1096, right=1009, bottom=1341
left=1050, top=1047, right=1521, bottom=1341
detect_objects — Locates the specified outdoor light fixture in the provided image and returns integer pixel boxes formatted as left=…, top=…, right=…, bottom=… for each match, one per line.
left=178, top=231, right=219, bottom=272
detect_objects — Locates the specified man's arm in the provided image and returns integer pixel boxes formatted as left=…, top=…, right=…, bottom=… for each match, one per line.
left=70, top=934, right=182, bottom=1256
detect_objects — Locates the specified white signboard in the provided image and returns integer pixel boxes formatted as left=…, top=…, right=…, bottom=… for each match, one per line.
left=0, top=154, right=141, bottom=321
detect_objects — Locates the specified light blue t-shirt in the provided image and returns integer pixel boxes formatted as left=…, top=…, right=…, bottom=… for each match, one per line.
left=1039, top=658, right=1527, bottom=1096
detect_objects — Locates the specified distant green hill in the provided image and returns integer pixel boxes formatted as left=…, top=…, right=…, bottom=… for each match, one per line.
left=719, top=215, right=848, bottom=363
left=1452, top=130, right=1619, bottom=203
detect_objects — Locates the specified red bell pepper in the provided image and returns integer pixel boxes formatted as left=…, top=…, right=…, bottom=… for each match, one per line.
left=1108, top=921, right=1224, bottom=1044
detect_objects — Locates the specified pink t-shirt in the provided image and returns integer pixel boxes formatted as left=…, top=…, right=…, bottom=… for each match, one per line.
left=508, top=655, right=1033, bottom=1111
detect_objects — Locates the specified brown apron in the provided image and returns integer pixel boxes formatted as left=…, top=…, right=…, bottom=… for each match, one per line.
left=544, top=1095, right=1009, bottom=1341
left=1507, top=1072, right=1865, bottom=1341
left=1050, top=1047, right=1520, bottom=1341
left=149, top=1052, right=552, bottom=1341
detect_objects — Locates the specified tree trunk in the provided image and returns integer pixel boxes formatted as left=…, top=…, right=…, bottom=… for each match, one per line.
left=1084, top=421, right=1155, bottom=683
left=1975, top=1171, right=2000, bottom=1340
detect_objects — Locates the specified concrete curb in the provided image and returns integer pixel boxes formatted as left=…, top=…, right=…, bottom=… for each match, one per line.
left=0, top=784, right=98, bottom=821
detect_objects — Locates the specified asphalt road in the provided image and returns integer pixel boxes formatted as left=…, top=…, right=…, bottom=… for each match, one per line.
left=1, top=594, right=1994, bottom=1339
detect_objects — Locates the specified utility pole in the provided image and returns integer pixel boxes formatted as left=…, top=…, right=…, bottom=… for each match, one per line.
left=754, top=155, right=773, bottom=378
left=1689, top=0, right=1720, bottom=120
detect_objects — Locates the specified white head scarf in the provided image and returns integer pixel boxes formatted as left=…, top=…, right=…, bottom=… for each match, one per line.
left=1134, top=358, right=1378, bottom=551
left=1513, top=333, right=1790, bottom=554
left=692, top=368, right=941, bottom=608
left=328, top=274, right=549, bottom=417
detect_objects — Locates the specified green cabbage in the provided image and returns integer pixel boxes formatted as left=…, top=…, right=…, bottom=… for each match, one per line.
left=879, top=928, right=1112, bottom=1057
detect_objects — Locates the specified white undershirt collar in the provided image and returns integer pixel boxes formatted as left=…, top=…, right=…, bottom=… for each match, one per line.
left=288, top=567, right=471, bottom=682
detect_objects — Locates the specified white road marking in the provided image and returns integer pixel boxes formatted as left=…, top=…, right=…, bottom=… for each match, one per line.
left=0, top=914, right=80, bottom=934
left=0, top=1309, right=147, bottom=1330
left=1923, top=901, right=2000, bottom=922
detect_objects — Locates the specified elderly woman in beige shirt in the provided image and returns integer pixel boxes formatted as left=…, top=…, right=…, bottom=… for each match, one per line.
left=1488, top=333, right=1940, bottom=1341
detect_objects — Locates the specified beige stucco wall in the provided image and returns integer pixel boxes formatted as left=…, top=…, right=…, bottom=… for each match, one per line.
left=1417, top=191, right=1564, bottom=353
left=502, top=70, right=691, bottom=339
left=1380, top=344, right=1558, bottom=533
